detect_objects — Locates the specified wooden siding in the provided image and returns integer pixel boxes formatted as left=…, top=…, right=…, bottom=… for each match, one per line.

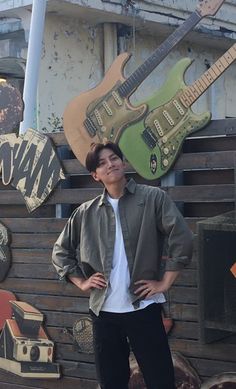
left=0, top=119, right=236, bottom=388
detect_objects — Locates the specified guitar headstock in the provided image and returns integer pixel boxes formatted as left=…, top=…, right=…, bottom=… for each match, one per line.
left=197, top=0, right=225, bottom=17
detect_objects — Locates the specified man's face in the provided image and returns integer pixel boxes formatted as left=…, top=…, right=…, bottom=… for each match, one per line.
left=91, top=148, right=126, bottom=186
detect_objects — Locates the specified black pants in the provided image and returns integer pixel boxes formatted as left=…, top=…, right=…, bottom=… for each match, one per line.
left=90, top=303, right=175, bottom=389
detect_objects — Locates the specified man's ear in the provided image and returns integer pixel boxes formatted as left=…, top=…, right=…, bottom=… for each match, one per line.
left=91, top=171, right=100, bottom=182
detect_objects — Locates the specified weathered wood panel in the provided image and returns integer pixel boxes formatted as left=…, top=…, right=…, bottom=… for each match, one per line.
left=1, top=278, right=87, bottom=296
left=1, top=120, right=236, bottom=388
left=0, top=369, right=97, bottom=389
left=170, top=339, right=236, bottom=363
left=189, top=357, right=236, bottom=379
left=11, top=249, right=58, bottom=264
left=0, top=183, right=234, bottom=205
left=0, top=204, right=55, bottom=218
left=1, top=218, right=67, bottom=233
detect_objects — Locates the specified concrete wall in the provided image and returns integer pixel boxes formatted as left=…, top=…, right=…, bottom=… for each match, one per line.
left=0, top=0, right=236, bottom=132
left=38, top=14, right=103, bottom=132
left=37, top=14, right=236, bottom=132
left=124, top=31, right=236, bottom=119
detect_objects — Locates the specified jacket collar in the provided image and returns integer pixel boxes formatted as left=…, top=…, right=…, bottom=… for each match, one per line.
left=99, top=178, right=136, bottom=206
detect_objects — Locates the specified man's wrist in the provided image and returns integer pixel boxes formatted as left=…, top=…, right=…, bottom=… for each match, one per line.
left=68, top=275, right=86, bottom=288
left=163, top=271, right=180, bottom=289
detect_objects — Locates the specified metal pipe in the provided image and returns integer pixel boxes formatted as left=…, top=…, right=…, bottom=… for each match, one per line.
left=19, top=0, right=47, bottom=135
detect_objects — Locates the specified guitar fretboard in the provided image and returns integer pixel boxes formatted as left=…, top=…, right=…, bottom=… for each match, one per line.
left=180, top=44, right=236, bottom=107
left=118, top=11, right=202, bottom=98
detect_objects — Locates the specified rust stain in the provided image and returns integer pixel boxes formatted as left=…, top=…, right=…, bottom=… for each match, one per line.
left=0, top=80, right=23, bottom=134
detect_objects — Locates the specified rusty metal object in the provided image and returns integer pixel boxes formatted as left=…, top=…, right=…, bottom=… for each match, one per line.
left=0, top=79, right=23, bottom=134
left=129, top=351, right=202, bottom=389
left=0, top=222, right=11, bottom=282
left=173, top=352, right=201, bottom=389
left=129, top=353, right=146, bottom=389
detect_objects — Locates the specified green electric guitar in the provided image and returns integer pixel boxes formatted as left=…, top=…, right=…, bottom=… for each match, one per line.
left=63, top=0, right=225, bottom=167
left=119, top=44, right=236, bottom=180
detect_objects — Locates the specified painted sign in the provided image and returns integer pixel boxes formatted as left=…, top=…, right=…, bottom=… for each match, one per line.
left=0, top=300, right=60, bottom=378
left=230, top=262, right=236, bottom=278
left=0, top=128, right=65, bottom=212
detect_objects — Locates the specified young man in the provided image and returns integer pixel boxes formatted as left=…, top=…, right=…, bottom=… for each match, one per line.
left=52, top=142, right=193, bottom=389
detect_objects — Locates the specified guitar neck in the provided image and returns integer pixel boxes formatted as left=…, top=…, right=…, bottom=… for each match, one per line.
left=118, top=10, right=202, bottom=98
left=180, top=44, right=236, bottom=107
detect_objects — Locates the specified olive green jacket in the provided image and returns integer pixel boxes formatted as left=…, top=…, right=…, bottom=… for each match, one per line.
left=52, top=179, right=193, bottom=315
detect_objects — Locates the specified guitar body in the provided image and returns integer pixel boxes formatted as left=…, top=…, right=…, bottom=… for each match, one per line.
left=119, top=58, right=211, bottom=180
left=63, top=52, right=147, bottom=166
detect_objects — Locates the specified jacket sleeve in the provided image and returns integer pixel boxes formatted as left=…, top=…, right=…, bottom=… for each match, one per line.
left=157, top=190, right=194, bottom=271
left=52, top=208, right=85, bottom=280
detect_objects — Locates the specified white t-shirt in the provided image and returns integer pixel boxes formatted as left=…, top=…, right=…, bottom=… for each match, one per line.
left=101, top=196, right=165, bottom=313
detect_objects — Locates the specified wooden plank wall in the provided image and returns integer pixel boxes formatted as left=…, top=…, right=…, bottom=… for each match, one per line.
left=0, top=118, right=236, bottom=388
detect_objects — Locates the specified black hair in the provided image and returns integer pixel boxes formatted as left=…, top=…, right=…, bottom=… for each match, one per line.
left=85, top=142, right=123, bottom=172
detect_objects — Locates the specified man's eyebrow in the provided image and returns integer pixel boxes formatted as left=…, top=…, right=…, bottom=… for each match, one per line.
left=98, top=152, right=115, bottom=162
left=98, top=156, right=108, bottom=162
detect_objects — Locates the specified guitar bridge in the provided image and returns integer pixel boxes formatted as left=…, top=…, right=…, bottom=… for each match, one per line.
left=84, top=117, right=97, bottom=137
left=141, top=127, right=158, bottom=150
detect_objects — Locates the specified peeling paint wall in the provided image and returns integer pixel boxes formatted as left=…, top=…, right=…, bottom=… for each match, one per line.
left=1, top=1, right=234, bottom=132
left=37, top=15, right=236, bottom=134
left=123, top=30, right=236, bottom=119
left=37, top=14, right=103, bottom=132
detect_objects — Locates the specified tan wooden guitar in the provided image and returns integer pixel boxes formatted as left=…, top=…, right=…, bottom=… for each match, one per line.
left=63, top=0, right=225, bottom=166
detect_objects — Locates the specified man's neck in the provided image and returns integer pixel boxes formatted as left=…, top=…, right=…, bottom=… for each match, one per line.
left=105, top=177, right=127, bottom=199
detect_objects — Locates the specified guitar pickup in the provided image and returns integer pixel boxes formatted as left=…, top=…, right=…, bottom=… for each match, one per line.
left=102, top=101, right=113, bottom=116
left=141, top=127, right=158, bottom=150
left=112, top=91, right=123, bottom=106
left=84, top=117, right=97, bottom=137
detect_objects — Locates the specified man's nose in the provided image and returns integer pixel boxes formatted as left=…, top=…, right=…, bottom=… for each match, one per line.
left=107, top=159, right=113, bottom=167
